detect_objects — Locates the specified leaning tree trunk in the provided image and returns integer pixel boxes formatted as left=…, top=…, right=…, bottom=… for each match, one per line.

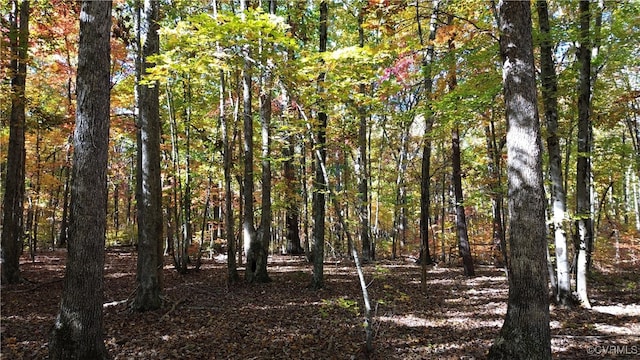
left=49, top=2, right=112, bottom=358
left=488, top=2, right=551, bottom=359
left=537, top=0, right=572, bottom=307
left=1, top=0, right=29, bottom=285
left=132, top=0, right=163, bottom=312
left=311, top=0, right=328, bottom=290
left=575, top=0, right=593, bottom=309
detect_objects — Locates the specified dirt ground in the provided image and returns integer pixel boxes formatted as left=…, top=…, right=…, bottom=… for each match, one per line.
left=1, top=249, right=639, bottom=359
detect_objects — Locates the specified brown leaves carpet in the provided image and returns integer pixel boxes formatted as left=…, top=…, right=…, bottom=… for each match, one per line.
left=1, top=250, right=638, bottom=359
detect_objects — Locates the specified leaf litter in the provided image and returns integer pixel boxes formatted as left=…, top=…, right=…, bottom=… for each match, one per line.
left=1, top=250, right=638, bottom=359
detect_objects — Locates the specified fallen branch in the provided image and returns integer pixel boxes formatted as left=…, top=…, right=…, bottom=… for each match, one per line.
left=161, top=296, right=187, bottom=320
left=103, top=299, right=129, bottom=308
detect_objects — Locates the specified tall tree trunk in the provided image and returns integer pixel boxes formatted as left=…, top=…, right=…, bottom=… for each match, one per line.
left=417, top=0, right=439, bottom=289
left=357, top=8, right=372, bottom=262
left=489, top=1, right=551, bottom=358
left=448, top=31, right=474, bottom=276
left=211, top=1, right=239, bottom=283
left=182, top=79, right=193, bottom=271
left=1, top=0, right=29, bottom=284
left=132, top=0, right=163, bottom=312
left=537, top=0, right=572, bottom=307
left=240, top=0, right=259, bottom=283
left=575, top=0, right=593, bottom=309
left=311, top=0, right=328, bottom=290
left=49, top=2, right=111, bottom=358
left=221, top=71, right=240, bottom=283
left=245, top=0, right=275, bottom=283
left=31, top=126, right=42, bottom=260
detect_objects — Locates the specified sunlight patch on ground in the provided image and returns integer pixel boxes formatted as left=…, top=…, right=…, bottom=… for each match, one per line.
left=465, top=275, right=506, bottom=286
left=378, top=313, right=438, bottom=328
left=104, top=272, right=132, bottom=279
left=378, top=312, right=504, bottom=330
left=466, top=287, right=507, bottom=296
left=594, top=322, right=640, bottom=336
left=592, top=304, right=640, bottom=316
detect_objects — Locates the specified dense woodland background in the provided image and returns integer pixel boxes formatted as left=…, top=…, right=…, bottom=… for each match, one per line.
left=1, top=0, right=639, bottom=359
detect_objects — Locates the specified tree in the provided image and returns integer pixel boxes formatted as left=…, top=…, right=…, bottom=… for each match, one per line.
left=575, top=0, right=593, bottom=309
left=488, top=1, right=551, bottom=359
left=1, top=0, right=29, bottom=285
left=536, top=0, right=572, bottom=307
left=417, top=0, right=439, bottom=288
left=241, top=0, right=270, bottom=284
left=311, top=0, right=328, bottom=290
left=49, top=1, right=112, bottom=358
left=245, top=0, right=275, bottom=284
left=357, top=6, right=372, bottom=262
left=446, top=16, right=474, bottom=277
left=132, top=0, right=163, bottom=312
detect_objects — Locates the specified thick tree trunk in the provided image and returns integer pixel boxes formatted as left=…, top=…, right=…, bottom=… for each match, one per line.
left=1, top=0, right=29, bottom=285
left=489, top=2, right=551, bottom=359
left=536, top=0, right=572, bottom=307
left=132, top=0, right=163, bottom=312
left=311, top=0, right=328, bottom=290
left=49, top=2, right=112, bottom=358
left=575, top=0, right=593, bottom=309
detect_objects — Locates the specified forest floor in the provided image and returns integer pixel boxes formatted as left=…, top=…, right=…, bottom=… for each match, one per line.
left=1, top=248, right=639, bottom=359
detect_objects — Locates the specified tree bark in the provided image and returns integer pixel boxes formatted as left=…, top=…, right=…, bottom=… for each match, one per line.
left=49, top=1, right=111, bottom=358
left=57, top=141, right=71, bottom=248
left=417, top=0, right=439, bottom=289
left=132, top=0, right=163, bottom=312
left=575, top=0, right=593, bottom=309
left=1, top=0, right=29, bottom=285
left=452, top=125, right=474, bottom=276
left=447, top=30, right=474, bottom=277
left=484, top=121, right=507, bottom=272
left=247, top=0, right=276, bottom=283
left=357, top=8, right=372, bottom=262
left=489, top=1, right=551, bottom=359
left=536, top=0, right=572, bottom=307
left=311, top=0, right=328, bottom=290
left=240, top=0, right=259, bottom=283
